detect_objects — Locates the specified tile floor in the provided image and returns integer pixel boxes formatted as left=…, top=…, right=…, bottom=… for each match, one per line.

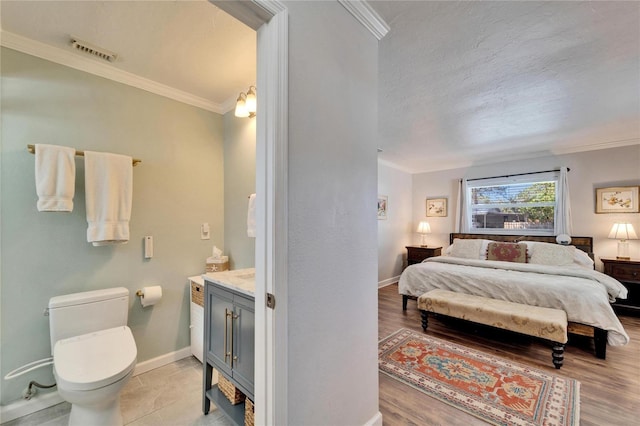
left=4, top=357, right=233, bottom=426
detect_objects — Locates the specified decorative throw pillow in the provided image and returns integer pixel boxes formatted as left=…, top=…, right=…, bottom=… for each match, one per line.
left=530, top=244, right=575, bottom=266
left=486, top=242, right=527, bottom=263
left=449, top=239, right=484, bottom=259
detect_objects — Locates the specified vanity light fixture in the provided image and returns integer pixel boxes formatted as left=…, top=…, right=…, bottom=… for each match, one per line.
left=234, top=86, right=257, bottom=118
left=608, top=223, right=638, bottom=260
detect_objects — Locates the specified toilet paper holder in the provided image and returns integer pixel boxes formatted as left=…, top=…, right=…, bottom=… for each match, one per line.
left=135, top=286, right=163, bottom=307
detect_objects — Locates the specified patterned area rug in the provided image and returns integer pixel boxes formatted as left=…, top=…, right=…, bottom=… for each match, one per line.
left=379, top=329, right=580, bottom=426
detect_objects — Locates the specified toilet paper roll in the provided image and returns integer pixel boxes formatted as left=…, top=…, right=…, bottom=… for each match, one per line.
left=140, top=286, right=162, bottom=307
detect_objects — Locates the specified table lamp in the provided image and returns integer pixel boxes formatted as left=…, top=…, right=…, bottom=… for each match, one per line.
left=416, top=221, right=431, bottom=247
left=608, top=223, right=638, bottom=260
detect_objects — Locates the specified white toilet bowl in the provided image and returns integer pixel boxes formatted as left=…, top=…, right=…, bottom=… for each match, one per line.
left=53, top=326, right=137, bottom=426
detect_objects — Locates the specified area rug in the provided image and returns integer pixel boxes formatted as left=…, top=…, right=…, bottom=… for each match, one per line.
left=379, top=328, right=580, bottom=426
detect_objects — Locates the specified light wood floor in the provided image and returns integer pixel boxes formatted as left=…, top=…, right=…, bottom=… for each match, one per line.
left=378, top=284, right=640, bottom=426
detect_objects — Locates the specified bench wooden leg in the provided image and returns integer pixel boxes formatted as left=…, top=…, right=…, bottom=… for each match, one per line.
left=594, top=328, right=607, bottom=359
left=402, top=295, right=408, bottom=311
left=552, top=342, right=565, bottom=369
left=420, top=310, right=429, bottom=331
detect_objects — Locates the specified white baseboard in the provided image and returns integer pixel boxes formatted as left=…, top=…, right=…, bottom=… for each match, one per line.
left=0, top=390, right=64, bottom=424
left=363, top=411, right=383, bottom=426
left=132, top=346, right=192, bottom=376
left=378, top=276, right=400, bottom=288
left=0, top=347, right=192, bottom=424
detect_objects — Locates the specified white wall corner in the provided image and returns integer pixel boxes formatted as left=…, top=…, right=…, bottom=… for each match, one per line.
left=363, top=411, right=383, bottom=426
left=378, top=275, right=400, bottom=288
left=338, top=1, right=390, bottom=40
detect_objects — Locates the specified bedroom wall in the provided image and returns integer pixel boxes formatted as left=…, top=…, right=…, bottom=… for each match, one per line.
left=223, top=111, right=256, bottom=270
left=411, top=144, right=640, bottom=270
left=285, top=1, right=380, bottom=424
left=0, top=48, right=224, bottom=404
left=378, top=162, right=413, bottom=286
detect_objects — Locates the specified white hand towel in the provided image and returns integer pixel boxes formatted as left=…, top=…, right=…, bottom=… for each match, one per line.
left=84, top=151, right=133, bottom=246
left=35, top=144, right=76, bottom=212
left=247, top=193, right=256, bottom=238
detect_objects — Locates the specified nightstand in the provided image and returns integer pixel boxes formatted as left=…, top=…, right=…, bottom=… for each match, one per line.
left=601, top=258, right=640, bottom=314
left=403, top=246, right=442, bottom=311
left=406, top=246, right=442, bottom=266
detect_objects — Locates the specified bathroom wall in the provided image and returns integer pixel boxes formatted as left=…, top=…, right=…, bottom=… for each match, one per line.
left=0, top=47, right=224, bottom=404
left=223, top=112, right=256, bottom=269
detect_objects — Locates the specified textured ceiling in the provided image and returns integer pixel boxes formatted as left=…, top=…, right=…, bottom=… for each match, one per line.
left=0, top=0, right=256, bottom=109
left=371, top=1, right=640, bottom=173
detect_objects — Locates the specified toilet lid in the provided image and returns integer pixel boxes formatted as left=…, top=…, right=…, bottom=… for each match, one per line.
left=54, top=326, right=137, bottom=391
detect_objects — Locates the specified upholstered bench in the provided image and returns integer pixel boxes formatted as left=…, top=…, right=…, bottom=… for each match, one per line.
left=418, top=289, right=568, bottom=369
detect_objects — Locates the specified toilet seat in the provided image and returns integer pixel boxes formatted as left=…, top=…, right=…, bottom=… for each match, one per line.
left=54, top=326, right=137, bottom=392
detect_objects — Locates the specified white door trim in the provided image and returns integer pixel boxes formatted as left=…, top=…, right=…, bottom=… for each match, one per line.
left=209, top=1, right=288, bottom=425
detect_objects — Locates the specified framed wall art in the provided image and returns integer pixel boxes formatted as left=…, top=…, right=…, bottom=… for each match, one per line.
left=426, top=198, right=447, bottom=217
left=595, top=186, right=640, bottom=213
left=378, top=195, right=388, bottom=220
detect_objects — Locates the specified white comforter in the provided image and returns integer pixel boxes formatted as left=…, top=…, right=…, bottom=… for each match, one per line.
left=399, top=256, right=630, bottom=345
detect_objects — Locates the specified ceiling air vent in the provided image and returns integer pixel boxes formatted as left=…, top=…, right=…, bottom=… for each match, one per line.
left=70, top=36, right=117, bottom=62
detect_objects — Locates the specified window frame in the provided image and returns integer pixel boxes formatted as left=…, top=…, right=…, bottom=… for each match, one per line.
left=464, top=171, right=560, bottom=236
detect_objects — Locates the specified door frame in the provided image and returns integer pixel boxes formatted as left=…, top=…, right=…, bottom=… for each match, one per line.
left=209, top=1, right=288, bottom=425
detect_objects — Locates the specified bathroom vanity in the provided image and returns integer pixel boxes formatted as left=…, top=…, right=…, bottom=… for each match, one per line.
left=202, top=268, right=255, bottom=425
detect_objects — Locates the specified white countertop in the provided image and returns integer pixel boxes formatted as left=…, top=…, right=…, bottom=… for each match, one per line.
left=199, top=268, right=255, bottom=297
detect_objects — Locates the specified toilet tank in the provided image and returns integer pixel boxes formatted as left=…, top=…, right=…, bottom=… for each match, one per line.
left=48, top=287, right=130, bottom=354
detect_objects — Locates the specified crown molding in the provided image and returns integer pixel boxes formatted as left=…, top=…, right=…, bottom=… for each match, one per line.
left=402, top=139, right=640, bottom=175
left=339, top=1, right=390, bottom=40
left=221, top=94, right=239, bottom=114
left=0, top=30, right=224, bottom=114
left=377, top=158, right=415, bottom=174
left=550, top=138, right=640, bottom=155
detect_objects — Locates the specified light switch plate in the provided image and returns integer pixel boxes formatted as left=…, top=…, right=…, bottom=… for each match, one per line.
left=201, top=223, right=210, bottom=240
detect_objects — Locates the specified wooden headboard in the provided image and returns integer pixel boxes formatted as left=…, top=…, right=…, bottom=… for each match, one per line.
left=450, top=233, right=594, bottom=260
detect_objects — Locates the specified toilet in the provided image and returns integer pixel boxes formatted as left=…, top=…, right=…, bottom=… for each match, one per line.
left=48, top=287, right=137, bottom=426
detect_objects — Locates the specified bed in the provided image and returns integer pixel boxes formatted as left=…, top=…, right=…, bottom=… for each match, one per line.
left=398, top=233, right=630, bottom=359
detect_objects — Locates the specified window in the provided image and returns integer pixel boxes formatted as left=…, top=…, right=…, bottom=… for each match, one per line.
left=465, top=171, right=559, bottom=235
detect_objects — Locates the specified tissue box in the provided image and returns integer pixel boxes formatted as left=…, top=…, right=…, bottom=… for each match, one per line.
left=206, top=256, right=229, bottom=272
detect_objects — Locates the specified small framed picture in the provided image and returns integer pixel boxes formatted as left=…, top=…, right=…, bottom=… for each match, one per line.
left=595, top=186, right=640, bottom=213
left=426, top=198, right=447, bottom=217
left=378, top=195, right=388, bottom=220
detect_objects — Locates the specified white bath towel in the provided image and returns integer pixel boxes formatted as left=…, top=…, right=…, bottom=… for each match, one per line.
left=84, top=151, right=133, bottom=246
left=247, top=193, right=256, bottom=238
left=35, top=144, right=76, bottom=212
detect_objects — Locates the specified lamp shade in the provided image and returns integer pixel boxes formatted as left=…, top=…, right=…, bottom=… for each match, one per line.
left=416, top=221, right=431, bottom=234
left=245, top=86, right=257, bottom=114
left=608, top=223, right=638, bottom=240
left=234, top=93, right=249, bottom=118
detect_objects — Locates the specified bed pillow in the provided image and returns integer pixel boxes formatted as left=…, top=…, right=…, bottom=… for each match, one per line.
left=522, top=241, right=594, bottom=268
left=573, top=248, right=595, bottom=268
left=530, top=243, right=575, bottom=266
left=486, top=242, right=528, bottom=263
left=447, top=238, right=489, bottom=260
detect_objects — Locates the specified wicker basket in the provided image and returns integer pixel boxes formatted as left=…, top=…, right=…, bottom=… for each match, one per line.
left=190, top=282, right=204, bottom=307
left=206, top=256, right=229, bottom=272
left=218, top=373, right=245, bottom=405
left=245, top=398, right=254, bottom=426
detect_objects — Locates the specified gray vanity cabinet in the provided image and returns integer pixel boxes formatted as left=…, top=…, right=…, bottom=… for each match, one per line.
left=203, top=280, right=254, bottom=424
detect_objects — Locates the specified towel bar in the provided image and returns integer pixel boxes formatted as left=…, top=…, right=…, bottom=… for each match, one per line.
left=27, top=145, right=142, bottom=166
